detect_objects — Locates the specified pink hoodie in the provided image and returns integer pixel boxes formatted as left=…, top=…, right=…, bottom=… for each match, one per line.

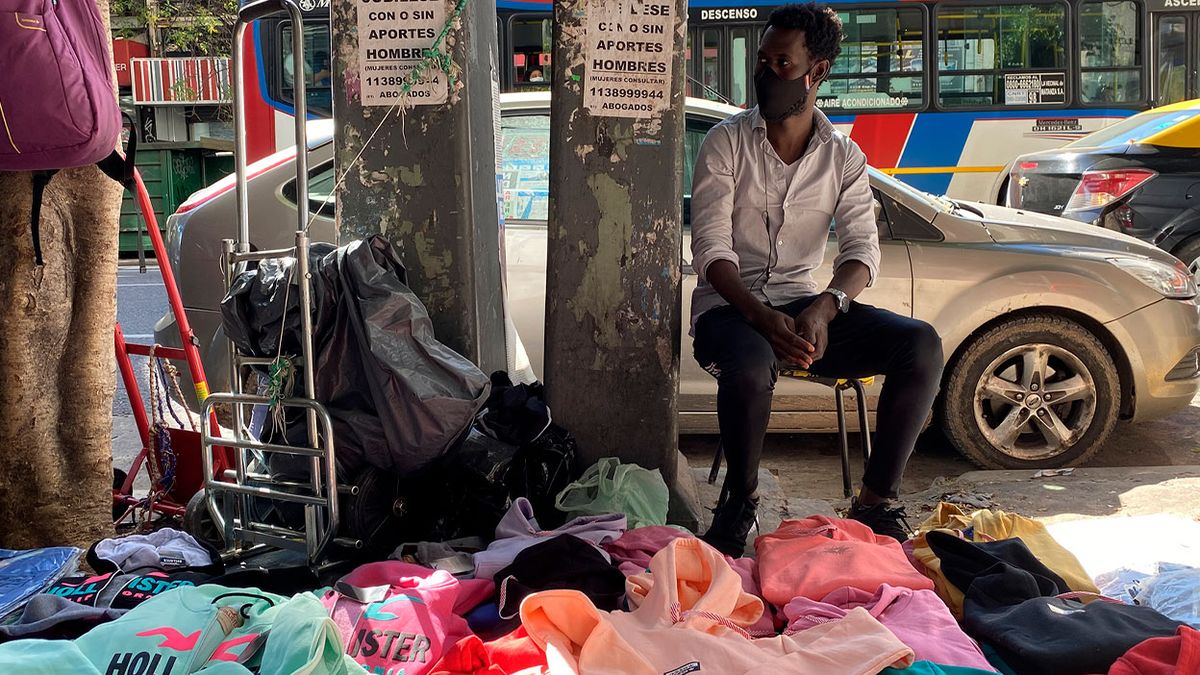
left=520, top=537, right=914, bottom=674
left=756, top=516, right=934, bottom=606
left=322, top=561, right=495, bottom=675
left=784, top=585, right=996, bottom=672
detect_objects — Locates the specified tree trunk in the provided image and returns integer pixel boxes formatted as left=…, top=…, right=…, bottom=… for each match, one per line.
left=0, top=0, right=123, bottom=549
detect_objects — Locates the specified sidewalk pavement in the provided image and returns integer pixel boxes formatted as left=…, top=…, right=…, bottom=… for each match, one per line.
left=907, top=465, right=1200, bottom=523
left=705, top=463, right=1200, bottom=527
left=692, top=463, right=1200, bottom=555
left=114, top=410, right=1200, bottom=531
left=112, top=414, right=150, bottom=493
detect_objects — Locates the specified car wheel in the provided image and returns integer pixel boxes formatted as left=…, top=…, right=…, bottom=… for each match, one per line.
left=1172, top=237, right=1200, bottom=278
left=942, top=314, right=1119, bottom=469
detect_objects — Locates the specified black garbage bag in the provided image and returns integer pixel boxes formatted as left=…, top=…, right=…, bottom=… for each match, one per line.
left=339, top=431, right=518, bottom=555
left=220, top=235, right=491, bottom=478
left=221, top=243, right=336, bottom=359
left=506, top=423, right=577, bottom=529
left=476, top=371, right=552, bottom=446
left=410, top=429, right=519, bottom=542
left=474, top=371, right=577, bottom=528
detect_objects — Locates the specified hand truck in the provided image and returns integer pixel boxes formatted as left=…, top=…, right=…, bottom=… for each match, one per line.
left=199, top=0, right=357, bottom=565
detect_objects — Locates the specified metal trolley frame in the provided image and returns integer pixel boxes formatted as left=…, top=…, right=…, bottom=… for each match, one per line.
left=199, top=0, right=356, bottom=565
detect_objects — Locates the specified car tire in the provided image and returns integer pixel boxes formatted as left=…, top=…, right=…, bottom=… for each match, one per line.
left=942, top=314, right=1119, bottom=469
left=1173, top=236, right=1200, bottom=276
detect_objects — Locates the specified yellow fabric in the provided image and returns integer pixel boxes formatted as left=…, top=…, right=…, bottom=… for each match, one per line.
left=777, top=368, right=876, bottom=387
left=911, top=503, right=1099, bottom=618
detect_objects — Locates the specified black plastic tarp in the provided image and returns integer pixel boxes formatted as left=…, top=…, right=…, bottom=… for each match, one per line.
left=221, top=235, right=490, bottom=477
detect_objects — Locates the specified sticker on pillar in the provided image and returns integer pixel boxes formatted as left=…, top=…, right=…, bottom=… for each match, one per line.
left=584, top=0, right=675, bottom=119
left=356, top=0, right=447, bottom=106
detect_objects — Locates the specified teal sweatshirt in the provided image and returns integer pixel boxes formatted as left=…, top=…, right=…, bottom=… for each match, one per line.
left=0, top=585, right=360, bottom=674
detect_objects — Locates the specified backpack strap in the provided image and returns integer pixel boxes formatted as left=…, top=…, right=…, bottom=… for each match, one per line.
left=96, top=112, right=138, bottom=189
left=26, top=115, right=137, bottom=267
left=29, top=170, right=58, bottom=267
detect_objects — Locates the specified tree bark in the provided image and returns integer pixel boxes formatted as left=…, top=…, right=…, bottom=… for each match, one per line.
left=0, top=0, right=123, bottom=549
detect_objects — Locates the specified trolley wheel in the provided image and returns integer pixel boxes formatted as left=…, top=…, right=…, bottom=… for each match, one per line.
left=112, top=469, right=129, bottom=521
left=345, top=468, right=407, bottom=551
left=183, top=490, right=225, bottom=549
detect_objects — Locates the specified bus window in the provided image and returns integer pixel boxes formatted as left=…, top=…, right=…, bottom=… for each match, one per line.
left=512, top=17, right=552, bottom=87
left=820, top=8, right=925, bottom=112
left=500, top=115, right=551, bottom=223
left=686, top=31, right=696, bottom=97
left=1079, top=1, right=1142, bottom=103
left=682, top=122, right=710, bottom=199
left=730, top=29, right=752, bottom=107
left=702, top=29, right=722, bottom=101
left=682, top=120, right=715, bottom=228
left=280, top=21, right=333, bottom=117
left=936, top=4, right=1067, bottom=108
left=1156, top=16, right=1191, bottom=105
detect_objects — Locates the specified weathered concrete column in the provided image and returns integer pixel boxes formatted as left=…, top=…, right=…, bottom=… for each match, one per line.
left=545, top=0, right=701, bottom=526
left=330, top=0, right=506, bottom=371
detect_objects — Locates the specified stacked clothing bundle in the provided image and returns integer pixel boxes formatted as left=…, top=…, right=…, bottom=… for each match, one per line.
left=906, top=504, right=1194, bottom=675
left=0, top=481, right=1194, bottom=674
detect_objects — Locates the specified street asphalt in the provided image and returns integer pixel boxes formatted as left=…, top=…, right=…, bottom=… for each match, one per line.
left=115, top=264, right=167, bottom=417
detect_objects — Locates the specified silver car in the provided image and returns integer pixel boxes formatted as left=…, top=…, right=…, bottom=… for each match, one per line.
left=158, top=92, right=1200, bottom=470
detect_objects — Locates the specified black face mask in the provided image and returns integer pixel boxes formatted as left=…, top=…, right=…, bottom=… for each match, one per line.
left=754, top=64, right=818, bottom=122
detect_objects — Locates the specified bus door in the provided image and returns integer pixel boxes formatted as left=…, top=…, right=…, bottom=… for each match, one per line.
left=1151, top=10, right=1200, bottom=105
left=686, top=11, right=764, bottom=108
left=727, top=26, right=760, bottom=108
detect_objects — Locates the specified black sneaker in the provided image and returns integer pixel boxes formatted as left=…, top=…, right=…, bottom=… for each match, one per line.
left=702, top=495, right=759, bottom=558
left=848, top=499, right=913, bottom=542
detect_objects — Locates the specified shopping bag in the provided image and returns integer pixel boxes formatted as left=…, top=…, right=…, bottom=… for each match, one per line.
left=555, top=457, right=668, bottom=529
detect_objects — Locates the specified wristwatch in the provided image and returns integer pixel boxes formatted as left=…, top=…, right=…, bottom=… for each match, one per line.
left=822, top=287, right=850, bottom=314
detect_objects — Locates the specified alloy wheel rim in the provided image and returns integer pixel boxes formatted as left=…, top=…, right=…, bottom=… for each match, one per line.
left=973, top=343, right=1097, bottom=462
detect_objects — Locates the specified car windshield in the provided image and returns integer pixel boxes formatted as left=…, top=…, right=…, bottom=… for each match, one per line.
left=1067, top=109, right=1200, bottom=148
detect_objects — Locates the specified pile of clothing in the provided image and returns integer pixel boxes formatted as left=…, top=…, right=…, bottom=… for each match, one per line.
left=0, top=500, right=1196, bottom=674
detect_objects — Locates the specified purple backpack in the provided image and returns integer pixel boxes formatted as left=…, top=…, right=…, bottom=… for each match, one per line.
left=0, top=0, right=122, bottom=171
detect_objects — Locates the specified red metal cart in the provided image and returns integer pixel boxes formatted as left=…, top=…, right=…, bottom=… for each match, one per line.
left=113, top=168, right=232, bottom=521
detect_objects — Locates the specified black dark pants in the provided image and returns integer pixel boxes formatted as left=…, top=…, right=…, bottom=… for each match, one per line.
left=693, top=296, right=944, bottom=501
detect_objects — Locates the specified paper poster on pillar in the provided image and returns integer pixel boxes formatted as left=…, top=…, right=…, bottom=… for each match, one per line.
left=583, top=0, right=674, bottom=119
left=356, top=0, right=447, bottom=106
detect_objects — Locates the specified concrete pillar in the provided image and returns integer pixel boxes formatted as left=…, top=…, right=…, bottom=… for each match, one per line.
left=545, top=0, right=701, bottom=527
left=330, top=0, right=506, bottom=372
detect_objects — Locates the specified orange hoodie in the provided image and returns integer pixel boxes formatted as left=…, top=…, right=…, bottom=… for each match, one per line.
left=520, top=538, right=914, bottom=674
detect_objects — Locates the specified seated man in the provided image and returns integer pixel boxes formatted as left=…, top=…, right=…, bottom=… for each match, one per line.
left=690, top=3, right=944, bottom=555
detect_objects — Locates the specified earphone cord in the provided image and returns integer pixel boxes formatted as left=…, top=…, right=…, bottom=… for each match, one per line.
left=748, top=143, right=777, bottom=295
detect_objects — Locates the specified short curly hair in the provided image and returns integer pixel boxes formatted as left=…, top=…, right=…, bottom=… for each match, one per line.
left=765, top=3, right=844, bottom=64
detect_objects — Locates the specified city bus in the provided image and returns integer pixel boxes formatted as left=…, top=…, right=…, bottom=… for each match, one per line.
left=243, top=0, right=1195, bottom=201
